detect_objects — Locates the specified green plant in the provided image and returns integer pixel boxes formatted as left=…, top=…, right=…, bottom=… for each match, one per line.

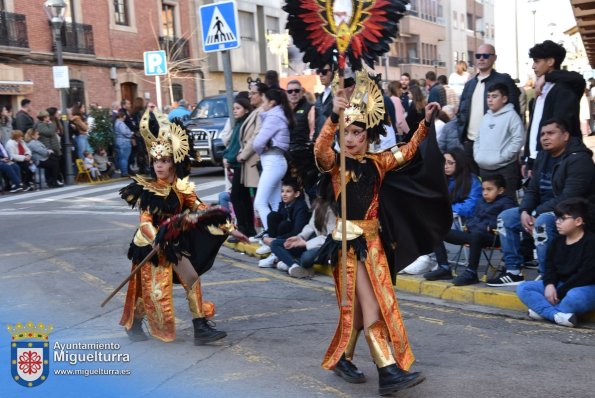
left=88, top=107, right=114, bottom=152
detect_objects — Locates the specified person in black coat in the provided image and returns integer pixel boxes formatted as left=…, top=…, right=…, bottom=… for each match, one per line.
left=493, top=118, right=595, bottom=286
left=423, top=174, right=516, bottom=285
left=524, top=40, right=586, bottom=170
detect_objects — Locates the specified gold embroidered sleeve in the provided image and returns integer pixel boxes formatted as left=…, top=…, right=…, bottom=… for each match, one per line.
left=381, top=121, right=429, bottom=171
left=134, top=211, right=157, bottom=246
left=314, top=117, right=338, bottom=173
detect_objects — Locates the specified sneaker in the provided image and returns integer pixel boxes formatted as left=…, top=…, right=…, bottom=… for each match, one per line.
left=9, top=184, right=22, bottom=193
left=452, top=269, right=479, bottom=286
left=528, top=309, right=544, bottom=321
left=258, top=254, right=277, bottom=268
left=553, top=312, right=578, bottom=328
left=23, top=185, right=33, bottom=192
left=523, top=260, right=539, bottom=270
left=255, top=244, right=271, bottom=255
left=249, top=230, right=268, bottom=242
left=423, top=266, right=452, bottom=281
left=276, top=261, right=289, bottom=272
left=400, top=255, right=434, bottom=275
left=288, top=264, right=315, bottom=278
left=56, top=180, right=64, bottom=186
left=486, top=271, right=524, bottom=287
left=226, top=236, right=240, bottom=244
left=534, top=274, right=543, bottom=281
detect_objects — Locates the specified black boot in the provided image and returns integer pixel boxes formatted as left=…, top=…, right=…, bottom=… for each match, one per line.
left=193, top=317, right=227, bottom=345
left=333, top=355, right=366, bottom=383
left=126, top=318, right=148, bottom=342
left=377, top=364, right=425, bottom=395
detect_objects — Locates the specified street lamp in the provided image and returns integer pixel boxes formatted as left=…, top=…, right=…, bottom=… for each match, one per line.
left=44, top=0, right=74, bottom=185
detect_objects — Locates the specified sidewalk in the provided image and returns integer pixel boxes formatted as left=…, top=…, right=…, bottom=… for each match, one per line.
left=224, top=241, right=595, bottom=324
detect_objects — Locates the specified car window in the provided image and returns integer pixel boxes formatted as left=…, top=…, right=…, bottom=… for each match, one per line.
left=190, top=98, right=228, bottom=119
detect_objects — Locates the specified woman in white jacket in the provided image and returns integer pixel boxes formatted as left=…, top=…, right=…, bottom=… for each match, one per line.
left=5, top=130, right=34, bottom=190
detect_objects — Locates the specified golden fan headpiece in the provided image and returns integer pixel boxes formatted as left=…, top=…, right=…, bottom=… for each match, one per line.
left=139, top=109, right=189, bottom=163
left=343, top=70, right=385, bottom=129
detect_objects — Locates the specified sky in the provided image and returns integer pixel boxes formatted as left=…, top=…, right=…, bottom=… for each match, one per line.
left=494, top=0, right=579, bottom=81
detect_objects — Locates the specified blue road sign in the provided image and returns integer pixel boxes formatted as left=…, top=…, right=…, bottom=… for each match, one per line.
left=143, top=50, right=167, bottom=76
left=199, top=0, right=241, bottom=53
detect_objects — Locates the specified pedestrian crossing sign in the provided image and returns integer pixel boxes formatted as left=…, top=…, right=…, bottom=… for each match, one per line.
left=199, top=0, right=241, bottom=53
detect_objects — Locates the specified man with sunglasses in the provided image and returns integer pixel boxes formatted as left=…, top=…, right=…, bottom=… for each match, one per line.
left=286, top=80, right=317, bottom=198
left=456, top=44, right=519, bottom=170
left=314, top=64, right=336, bottom=140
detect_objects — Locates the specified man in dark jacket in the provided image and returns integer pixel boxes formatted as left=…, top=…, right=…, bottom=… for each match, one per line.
left=14, top=99, right=34, bottom=132
left=313, top=64, right=335, bottom=140
left=456, top=44, right=519, bottom=169
left=490, top=118, right=595, bottom=287
left=524, top=40, right=585, bottom=170
left=426, top=71, right=447, bottom=106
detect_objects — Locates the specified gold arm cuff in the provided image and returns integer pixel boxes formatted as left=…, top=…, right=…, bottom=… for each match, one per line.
left=332, top=220, right=364, bottom=241
left=390, top=146, right=406, bottom=167
left=133, top=222, right=157, bottom=246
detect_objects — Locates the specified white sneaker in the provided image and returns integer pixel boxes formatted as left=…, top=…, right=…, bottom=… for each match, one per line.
left=255, top=244, right=271, bottom=255
left=288, top=264, right=314, bottom=278
left=553, top=312, right=578, bottom=328
left=527, top=309, right=544, bottom=320
left=276, top=261, right=289, bottom=272
left=400, top=255, right=433, bottom=275
left=258, top=254, right=277, bottom=268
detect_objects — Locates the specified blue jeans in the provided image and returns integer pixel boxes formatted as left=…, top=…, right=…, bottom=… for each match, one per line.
left=218, top=191, right=231, bottom=212
left=75, top=134, right=90, bottom=160
left=498, top=207, right=557, bottom=273
left=115, top=138, right=132, bottom=176
left=270, top=238, right=319, bottom=269
left=517, top=281, right=595, bottom=321
left=0, top=161, right=21, bottom=186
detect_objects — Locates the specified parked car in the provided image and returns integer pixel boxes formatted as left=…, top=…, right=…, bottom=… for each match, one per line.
left=184, top=95, right=228, bottom=166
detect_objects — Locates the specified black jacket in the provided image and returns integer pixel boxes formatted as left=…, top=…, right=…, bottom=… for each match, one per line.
left=519, top=137, right=595, bottom=216
left=456, top=69, right=520, bottom=142
left=314, top=90, right=333, bottom=140
left=524, top=70, right=585, bottom=161
left=275, top=197, right=311, bottom=239
left=466, top=194, right=517, bottom=234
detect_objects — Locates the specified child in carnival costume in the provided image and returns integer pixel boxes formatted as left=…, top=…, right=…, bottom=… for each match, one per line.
left=314, top=71, right=449, bottom=396
left=119, top=109, right=247, bottom=345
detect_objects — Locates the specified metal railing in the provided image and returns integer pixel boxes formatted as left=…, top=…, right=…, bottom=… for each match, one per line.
left=159, top=36, right=190, bottom=62
left=57, top=22, right=94, bottom=54
left=0, top=11, right=29, bottom=48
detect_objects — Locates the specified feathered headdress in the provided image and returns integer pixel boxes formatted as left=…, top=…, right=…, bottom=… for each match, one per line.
left=283, top=0, right=408, bottom=71
left=139, top=109, right=190, bottom=164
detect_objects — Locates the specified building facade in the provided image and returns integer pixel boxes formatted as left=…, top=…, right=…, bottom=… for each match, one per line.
left=0, top=0, right=285, bottom=112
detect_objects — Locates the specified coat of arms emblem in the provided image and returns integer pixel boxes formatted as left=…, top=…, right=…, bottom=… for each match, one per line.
left=8, top=321, right=52, bottom=387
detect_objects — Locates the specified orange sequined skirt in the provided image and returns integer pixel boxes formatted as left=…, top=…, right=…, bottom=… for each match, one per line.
left=322, top=219, right=414, bottom=371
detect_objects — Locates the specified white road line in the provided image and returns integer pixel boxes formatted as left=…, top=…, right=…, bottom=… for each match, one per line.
left=201, top=193, right=221, bottom=203
left=196, top=180, right=226, bottom=192
left=18, top=183, right=128, bottom=204
left=0, top=183, right=87, bottom=203
left=0, top=210, right=137, bottom=216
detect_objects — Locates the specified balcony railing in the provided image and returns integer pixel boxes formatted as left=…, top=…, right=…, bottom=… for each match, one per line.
left=159, top=36, right=190, bottom=62
left=57, top=22, right=94, bottom=54
left=0, top=11, right=29, bottom=48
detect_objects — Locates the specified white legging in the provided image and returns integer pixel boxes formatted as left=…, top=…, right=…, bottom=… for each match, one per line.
left=254, top=149, right=287, bottom=230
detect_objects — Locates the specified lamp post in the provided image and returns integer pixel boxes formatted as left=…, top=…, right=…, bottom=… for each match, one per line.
left=44, top=0, right=74, bottom=185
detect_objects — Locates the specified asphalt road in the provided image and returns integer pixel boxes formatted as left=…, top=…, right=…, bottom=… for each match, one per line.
left=1, top=170, right=594, bottom=398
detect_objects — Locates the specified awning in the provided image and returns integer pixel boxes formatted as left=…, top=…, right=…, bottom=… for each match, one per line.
left=0, top=80, right=34, bottom=95
left=571, top=0, right=595, bottom=67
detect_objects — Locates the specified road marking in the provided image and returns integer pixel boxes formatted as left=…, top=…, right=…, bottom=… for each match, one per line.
left=223, top=305, right=333, bottom=322
left=0, top=183, right=88, bottom=203
left=0, top=210, right=137, bottom=216
left=196, top=180, right=226, bottom=192
left=110, top=220, right=137, bottom=229
left=19, top=183, right=128, bottom=204
left=202, top=277, right=270, bottom=287
left=0, top=270, right=61, bottom=280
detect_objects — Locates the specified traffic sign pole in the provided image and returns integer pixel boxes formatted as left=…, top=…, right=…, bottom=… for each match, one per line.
left=155, top=75, right=163, bottom=110
left=222, top=50, right=235, bottom=128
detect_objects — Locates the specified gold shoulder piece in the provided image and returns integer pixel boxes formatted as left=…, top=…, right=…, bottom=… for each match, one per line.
left=132, top=175, right=171, bottom=197
left=175, top=176, right=196, bottom=195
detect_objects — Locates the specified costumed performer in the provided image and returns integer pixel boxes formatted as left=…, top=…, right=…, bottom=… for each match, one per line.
left=119, top=110, right=247, bottom=345
left=314, top=71, right=441, bottom=396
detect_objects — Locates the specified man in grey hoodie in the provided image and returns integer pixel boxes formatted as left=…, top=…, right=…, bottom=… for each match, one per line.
left=474, top=83, right=524, bottom=198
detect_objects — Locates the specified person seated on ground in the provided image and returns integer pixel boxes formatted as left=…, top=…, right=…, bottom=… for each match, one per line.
left=5, top=130, right=34, bottom=191
left=516, top=198, right=595, bottom=328
left=256, top=179, right=311, bottom=265
left=94, top=147, right=114, bottom=178
left=0, top=140, right=22, bottom=192
left=423, top=174, right=516, bottom=284
left=490, top=118, right=595, bottom=287
left=402, top=148, right=482, bottom=275
left=25, top=128, right=61, bottom=188
left=83, top=150, right=100, bottom=180
left=474, top=83, right=524, bottom=199
left=262, top=175, right=338, bottom=277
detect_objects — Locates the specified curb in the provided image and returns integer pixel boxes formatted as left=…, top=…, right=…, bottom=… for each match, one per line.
left=224, top=243, right=595, bottom=323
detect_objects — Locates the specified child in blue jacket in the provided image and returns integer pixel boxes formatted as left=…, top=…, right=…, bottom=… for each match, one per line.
left=424, top=174, right=516, bottom=285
